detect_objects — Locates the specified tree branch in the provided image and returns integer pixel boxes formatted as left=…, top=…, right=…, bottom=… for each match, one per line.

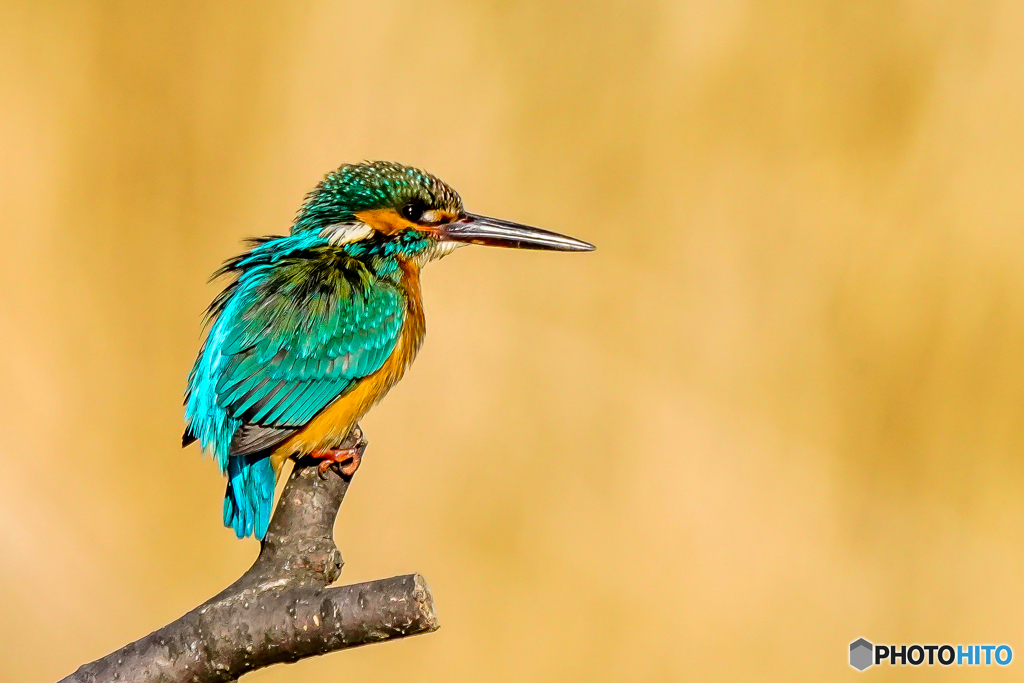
left=59, top=438, right=438, bottom=683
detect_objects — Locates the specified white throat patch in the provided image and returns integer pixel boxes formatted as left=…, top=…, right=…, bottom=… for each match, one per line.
left=415, top=239, right=464, bottom=266
left=320, top=221, right=374, bottom=245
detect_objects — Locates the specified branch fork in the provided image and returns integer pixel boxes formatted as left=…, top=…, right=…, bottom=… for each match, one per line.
left=61, top=436, right=438, bottom=683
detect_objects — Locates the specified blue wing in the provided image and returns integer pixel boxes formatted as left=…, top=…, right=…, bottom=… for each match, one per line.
left=183, top=237, right=406, bottom=539
left=184, top=236, right=406, bottom=467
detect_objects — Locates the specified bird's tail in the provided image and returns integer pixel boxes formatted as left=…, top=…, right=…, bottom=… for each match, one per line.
left=223, top=454, right=276, bottom=539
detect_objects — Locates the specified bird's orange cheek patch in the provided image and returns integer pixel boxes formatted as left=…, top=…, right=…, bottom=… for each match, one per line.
left=355, top=208, right=460, bottom=236
left=355, top=208, right=416, bottom=235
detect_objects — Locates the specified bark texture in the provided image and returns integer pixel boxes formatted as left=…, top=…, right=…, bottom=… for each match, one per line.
left=59, top=443, right=438, bottom=683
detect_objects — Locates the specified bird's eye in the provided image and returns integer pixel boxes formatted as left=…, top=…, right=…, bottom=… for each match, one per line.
left=401, top=201, right=425, bottom=222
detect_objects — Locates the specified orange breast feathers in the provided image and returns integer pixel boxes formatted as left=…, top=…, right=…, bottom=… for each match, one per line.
left=270, top=259, right=425, bottom=472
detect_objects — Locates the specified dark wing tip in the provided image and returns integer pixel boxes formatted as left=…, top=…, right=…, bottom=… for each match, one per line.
left=182, top=430, right=198, bottom=448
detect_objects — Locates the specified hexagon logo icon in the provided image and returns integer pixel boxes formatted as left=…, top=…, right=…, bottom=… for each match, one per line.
left=850, top=638, right=873, bottom=671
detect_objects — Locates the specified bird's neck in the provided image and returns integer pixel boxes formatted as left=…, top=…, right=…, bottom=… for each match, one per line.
left=337, top=230, right=451, bottom=283
left=236, top=233, right=406, bottom=285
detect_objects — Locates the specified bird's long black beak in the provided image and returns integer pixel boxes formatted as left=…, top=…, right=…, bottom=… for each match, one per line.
left=439, top=213, right=595, bottom=252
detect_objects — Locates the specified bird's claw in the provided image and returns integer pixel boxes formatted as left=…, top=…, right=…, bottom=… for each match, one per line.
left=312, top=429, right=368, bottom=479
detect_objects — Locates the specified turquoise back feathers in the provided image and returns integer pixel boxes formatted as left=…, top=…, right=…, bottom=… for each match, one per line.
left=185, top=236, right=407, bottom=461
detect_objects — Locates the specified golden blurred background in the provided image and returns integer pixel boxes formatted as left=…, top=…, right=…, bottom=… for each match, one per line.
left=2, top=1, right=1023, bottom=680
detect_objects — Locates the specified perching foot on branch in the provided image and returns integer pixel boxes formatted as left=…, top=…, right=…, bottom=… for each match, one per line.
left=59, top=429, right=438, bottom=683
left=312, top=425, right=368, bottom=478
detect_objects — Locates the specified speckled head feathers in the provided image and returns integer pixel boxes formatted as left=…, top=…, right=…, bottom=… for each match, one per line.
left=293, top=161, right=463, bottom=233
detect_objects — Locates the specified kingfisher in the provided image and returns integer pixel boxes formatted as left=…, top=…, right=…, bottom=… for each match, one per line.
left=182, top=161, right=594, bottom=539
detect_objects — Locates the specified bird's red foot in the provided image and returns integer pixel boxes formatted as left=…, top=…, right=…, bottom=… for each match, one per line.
left=312, top=447, right=362, bottom=477
left=311, top=429, right=367, bottom=478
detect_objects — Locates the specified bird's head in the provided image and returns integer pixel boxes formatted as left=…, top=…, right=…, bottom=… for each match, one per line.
left=293, top=161, right=594, bottom=264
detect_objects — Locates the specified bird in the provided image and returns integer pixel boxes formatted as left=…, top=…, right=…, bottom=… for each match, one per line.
left=183, top=161, right=594, bottom=539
